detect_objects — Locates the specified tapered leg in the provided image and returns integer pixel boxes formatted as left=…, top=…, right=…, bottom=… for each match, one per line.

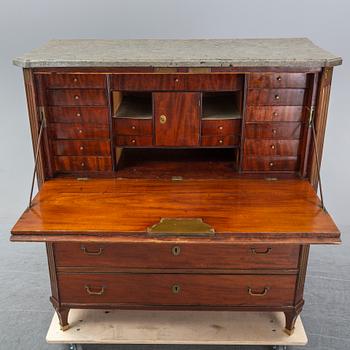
left=284, top=309, right=301, bottom=335
left=56, top=307, right=70, bottom=331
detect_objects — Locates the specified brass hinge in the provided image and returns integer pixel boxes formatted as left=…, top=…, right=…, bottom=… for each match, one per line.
left=307, top=106, right=315, bottom=127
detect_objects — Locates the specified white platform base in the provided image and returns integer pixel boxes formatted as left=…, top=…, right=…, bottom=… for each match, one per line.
left=46, top=309, right=307, bottom=346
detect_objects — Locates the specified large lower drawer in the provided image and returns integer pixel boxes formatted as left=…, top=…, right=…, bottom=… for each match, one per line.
left=58, top=273, right=297, bottom=306
left=54, top=243, right=300, bottom=269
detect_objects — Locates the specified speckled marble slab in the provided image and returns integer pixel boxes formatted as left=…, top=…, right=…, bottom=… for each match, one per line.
left=13, top=38, right=342, bottom=68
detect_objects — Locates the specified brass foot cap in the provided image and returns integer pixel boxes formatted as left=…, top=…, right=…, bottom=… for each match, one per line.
left=284, top=327, right=295, bottom=336
left=60, top=324, right=69, bottom=331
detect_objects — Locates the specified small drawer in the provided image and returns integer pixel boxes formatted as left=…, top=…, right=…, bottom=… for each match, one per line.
left=245, top=106, right=304, bottom=122
left=116, top=135, right=153, bottom=146
left=244, top=140, right=300, bottom=157
left=247, top=89, right=305, bottom=106
left=242, top=156, right=299, bottom=172
left=111, top=74, right=243, bottom=91
left=47, top=107, right=109, bottom=124
left=50, top=123, right=110, bottom=140
left=47, top=89, right=107, bottom=106
left=114, top=118, right=153, bottom=136
left=245, top=123, right=302, bottom=139
left=45, top=74, right=106, bottom=88
left=54, top=156, right=112, bottom=172
left=248, top=73, right=307, bottom=88
left=52, top=140, right=111, bottom=156
left=201, top=135, right=240, bottom=147
left=54, top=243, right=300, bottom=269
left=201, top=119, right=241, bottom=136
left=58, top=273, right=297, bottom=307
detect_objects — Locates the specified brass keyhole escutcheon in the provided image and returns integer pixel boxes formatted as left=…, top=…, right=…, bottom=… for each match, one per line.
left=172, top=246, right=181, bottom=256
left=172, top=284, right=181, bottom=294
left=160, top=114, right=167, bottom=124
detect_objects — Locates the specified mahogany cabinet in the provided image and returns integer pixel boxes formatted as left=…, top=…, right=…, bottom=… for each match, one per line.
left=11, top=39, right=342, bottom=336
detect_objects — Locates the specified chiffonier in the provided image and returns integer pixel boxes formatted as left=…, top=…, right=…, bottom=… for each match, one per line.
left=11, top=38, right=342, bottom=336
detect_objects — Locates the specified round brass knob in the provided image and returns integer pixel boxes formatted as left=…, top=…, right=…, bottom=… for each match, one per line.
left=172, top=284, right=181, bottom=294
left=131, top=125, right=136, bottom=130
left=73, top=77, right=78, bottom=82
left=131, top=139, right=136, bottom=144
left=276, top=76, right=282, bottom=81
left=159, top=115, right=167, bottom=124
left=81, top=162, right=85, bottom=167
left=272, top=111, right=278, bottom=117
left=269, top=162, right=274, bottom=167
left=218, top=139, right=224, bottom=144
left=218, top=126, right=224, bottom=130
left=271, top=144, right=276, bottom=150
left=79, top=129, right=83, bottom=134
left=172, top=246, right=181, bottom=256
left=274, top=94, right=280, bottom=100
left=74, top=95, right=80, bottom=100
left=272, top=129, right=277, bottom=134
left=76, top=112, right=81, bottom=117
left=80, top=146, right=84, bottom=151
left=175, top=78, right=179, bottom=83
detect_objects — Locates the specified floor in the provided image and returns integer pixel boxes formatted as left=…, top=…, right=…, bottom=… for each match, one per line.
left=0, top=217, right=349, bottom=350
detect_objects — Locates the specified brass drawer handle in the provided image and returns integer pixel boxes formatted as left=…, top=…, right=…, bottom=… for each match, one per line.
left=248, top=287, right=269, bottom=297
left=160, top=115, right=167, bottom=124
left=81, top=246, right=104, bottom=256
left=276, top=76, right=282, bottom=81
left=172, top=284, right=181, bottom=294
left=251, top=247, right=272, bottom=255
left=74, top=95, right=80, bottom=100
left=172, top=245, right=181, bottom=256
left=73, top=77, right=78, bottom=83
left=76, top=112, right=81, bottom=117
left=274, top=94, right=280, bottom=100
left=85, top=285, right=105, bottom=295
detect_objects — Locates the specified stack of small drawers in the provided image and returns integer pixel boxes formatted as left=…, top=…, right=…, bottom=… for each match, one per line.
left=45, top=74, right=112, bottom=174
left=242, top=73, right=307, bottom=172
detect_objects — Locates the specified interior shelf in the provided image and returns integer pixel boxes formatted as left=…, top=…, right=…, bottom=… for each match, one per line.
left=202, top=92, right=242, bottom=120
left=113, top=92, right=152, bottom=119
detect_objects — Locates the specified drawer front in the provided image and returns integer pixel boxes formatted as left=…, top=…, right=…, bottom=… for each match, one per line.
left=245, top=123, right=302, bottom=139
left=201, top=135, right=240, bottom=147
left=58, top=273, right=297, bottom=306
left=248, top=73, right=307, bottom=88
left=47, top=107, right=109, bottom=124
left=201, top=119, right=241, bottom=136
left=112, top=74, right=243, bottom=91
left=244, top=140, right=300, bottom=157
left=243, top=157, right=299, bottom=172
left=52, top=140, right=111, bottom=156
left=114, top=118, right=153, bottom=136
left=54, top=243, right=300, bottom=269
left=116, top=135, right=153, bottom=146
left=47, top=89, right=108, bottom=106
left=50, top=124, right=110, bottom=139
left=245, top=106, right=304, bottom=122
left=45, top=74, right=106, bottom=88
left=54, top=156, right=112, bottom=172
left=247, top=89, right=305, bottom=106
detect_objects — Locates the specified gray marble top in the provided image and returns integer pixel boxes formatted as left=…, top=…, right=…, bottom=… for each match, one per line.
left=13, top=38, right=342, bottom=68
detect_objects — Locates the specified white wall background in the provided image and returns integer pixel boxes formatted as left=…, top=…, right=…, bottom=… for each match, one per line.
left=0, top=0, right=349, bottom=228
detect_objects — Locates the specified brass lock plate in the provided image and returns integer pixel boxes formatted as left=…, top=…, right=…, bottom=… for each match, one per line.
left=159, top=114, right=167, bottom=124
left=147, top=218, right=215, bottom=237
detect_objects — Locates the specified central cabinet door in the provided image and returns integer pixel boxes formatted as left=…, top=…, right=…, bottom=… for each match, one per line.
left=154, top=92, right=200, bottom=146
